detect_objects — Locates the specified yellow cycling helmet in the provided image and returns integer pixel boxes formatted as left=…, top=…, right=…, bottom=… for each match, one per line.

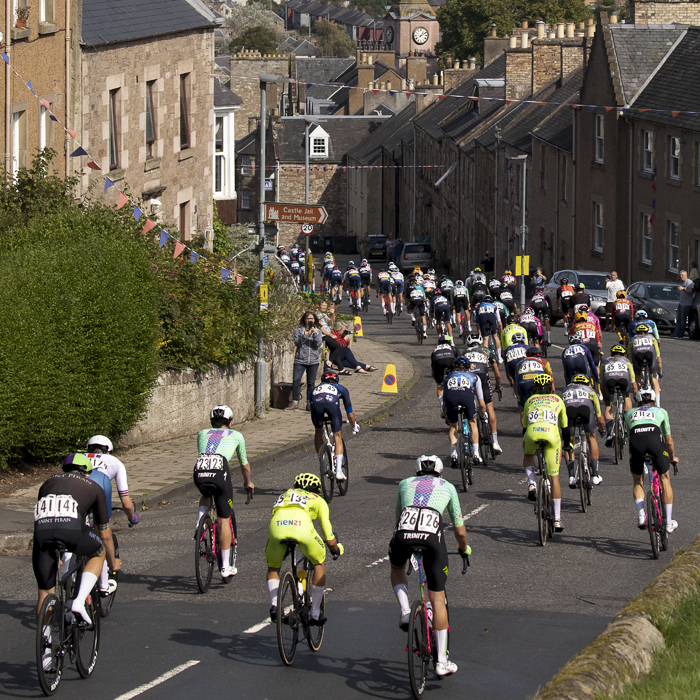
left=635, top=323, right=650, bottom=334
left=574, top=311, right=588, bottom=323
left=610, top=344, right=626, bottom=355
left=572, top=374, right=590, bottom=385
left=532, top=374, right=553, bottom=392
left=293, top=473, right=322, bottom=493
left=616, top=290, right=626, bottom=299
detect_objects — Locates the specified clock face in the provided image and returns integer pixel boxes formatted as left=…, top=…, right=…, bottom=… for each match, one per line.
left=413, top=26, right=429, bottom=44
left=384, top=26, right=394, bottom=44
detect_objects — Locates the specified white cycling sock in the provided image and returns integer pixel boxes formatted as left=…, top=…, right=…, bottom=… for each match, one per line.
left=267, top=578, right=279, bottom=607
left=525, top=466, right=536, bottom=485
left=664, top=503, right=673, bottom=523
left=196, top=505, right=208, bottom=526
left=220, top=548, right=231, bottom=569
left=72, top=571, right=98, bottom=623
left=311, top=585, right=324, bottom=619
left=553, top=498, right=561, bottom=520
left=382, top=301, right=386, bottom=312
left=451, top=445, right=458, bottom=459
left=393, top=584, right=410, bottom=613
left=635, top=498, right=645, bottom=516
left=655, top=394, right=661, bottom=407
left=99, top=560, right=109, bottom=591
left=391, top=302, right=396, bottom=313
left=497, top=348, right=502, bottom=361
left=472, top=444, right=480, bottom=457
left=492, top=432, right=498, bottom=442
left=335, top=454, right=344, bottom=471
left=434, top=628, right=448, bottom=664
left=438, top=396, right=444, bottom=408
left=547, top=331, right=551, bottom=343
left=411, top=313, right=416, bottom=322
left=467, top=321, right=472, bottom=331
left=423, top=324, right=427, bottom=332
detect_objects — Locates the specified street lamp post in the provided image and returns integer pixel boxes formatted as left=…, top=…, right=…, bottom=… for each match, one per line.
left=510, top=154, right=528, bottom=309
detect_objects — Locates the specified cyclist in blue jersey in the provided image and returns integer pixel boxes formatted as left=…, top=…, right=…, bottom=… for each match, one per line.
left=474, top=296, right=503, bottom=362
left=504, top=332, right=528, bottom=395
left=629, top=310, right=660, bottom=343
left=561, top=334, right=599, bottom=385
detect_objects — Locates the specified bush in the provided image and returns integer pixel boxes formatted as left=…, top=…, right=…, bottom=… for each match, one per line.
left=0, top=207, right=159, bottom=462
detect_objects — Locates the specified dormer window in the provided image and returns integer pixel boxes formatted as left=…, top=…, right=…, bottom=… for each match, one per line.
left=309, top=124, right=329, bottom=158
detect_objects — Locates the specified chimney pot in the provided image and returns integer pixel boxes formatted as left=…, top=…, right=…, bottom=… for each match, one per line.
left=520, top=32, right=529, bottom=48
left=468, top=57, right=476, bottom=69
left=521, top=19, right=528, bottom=28
left=610, top=13, right=618, bottom=23
left=587, top=18, right=594, bottom=25
left=509, top=35, right=518, bottom=49
left=556, top=22, right=565, bottom=38
left=446, top=56, right=452, bottom=68
left=587, top=23, right=595, bottom=37
left=578, top=21, right=585, bottom=29
left=490, top=23, right=497, bottom=37
left=380, top=81, right=386, bottom=89
left=454, top=59, right=460, bottom=69
left=368, top=55, right=373, bottom=64
left=536, top=20, right=545, bottom=39
left=401, top=78, right=407, bottom=89
left=566, top=22, right=574, bottom=37
left=362, top=52, right=367, bottom=62
left=548, top=30, right=556, bottom=38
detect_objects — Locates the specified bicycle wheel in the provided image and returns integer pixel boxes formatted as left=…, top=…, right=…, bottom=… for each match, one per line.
left=660, top=489, right=669, bottom=552
left=306, top=587, right=325, bottom=652
left=613, top=399, right=622, bottom=464
left=537, top=477, right=549, bottom=546
left=647, top=490, right=661, bottom=559
left=337, top=440, right=349, bottom=496
left=99, top=533, right=119, bottom=618
left=277, top=571, right=300, bottom=666
left=478, top=419, right=489, bottom=467
left=416, top=323, right=423, bottom=345
left=221, top=513, right=238, bottom=585
left=578, top=442, right=588, bottom=513
left=616, top=406, right=626, bottom=463
left=74, top=584, right=100, bottom=678
left=542, top=335, right=548, bottom=358
left=36, top=594, right=63, bottom=695
left=457, top=427, right=468, bottom=492
left=320, top=442, right=334, bottom=502
left=407, top=600, right=429, bottom=700
left=194, top=516, right=215, bottom=594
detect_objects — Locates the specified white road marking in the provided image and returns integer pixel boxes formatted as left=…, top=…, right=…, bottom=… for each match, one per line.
left=551, top=344, right=566, bottom=350
left=114, top=661, right=200, bottom=700
left=366, top=555, right=390, bottom=568
left=243, top=603, right=296, bottom=634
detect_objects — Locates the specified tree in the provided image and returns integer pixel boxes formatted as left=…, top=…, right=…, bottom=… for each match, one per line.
left=313, top=18, right=355, bottom=58
left=230, top=25, right=280, bottom=54
left=226, top=3, right=285, bottom=49
left=436, top=0, right=590, bottom=63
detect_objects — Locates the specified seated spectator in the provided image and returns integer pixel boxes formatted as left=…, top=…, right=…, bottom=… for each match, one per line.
left=328, top=322, right=378, bottom=374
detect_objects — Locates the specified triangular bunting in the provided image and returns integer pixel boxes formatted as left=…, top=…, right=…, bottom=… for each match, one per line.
left=671, top=111, right=680, bottom=117
left=158, top=230, right=170, bottom=248
left=588, top=105, right=596, bottom=112
left=688, top=112, right=696, bottom=118
left=438, top=95, right=446, bottom=101
left=66, top=128, right=77, bottom=139
left=49, top=115, right=59, bottom=122
left=133, top=205, right=143, bottom=221
left=40, top=98, right=50, bottom=110
left=173, top=241, right=186, bottom=259
left=104, top=177, right=114, bottom=194
left=190, top=250, right=200, bottom=264
left=142, top=219, right=156, bottom=235
left=70, top=147, right=88, bottom=157
left=116, top=192, right=129, bottom=209
left=27, top=80, right=35, bottom=95
left=638, top=109, right=648, bottom=113
left=1, top=54, right=8, bottom=64
left=221, top=268, right=231, bottom=282
left=86, top=161, right=100, bottom=170
left=405, top=92, right=413, bottom=98
left=373, top=90, right=379, bottom=95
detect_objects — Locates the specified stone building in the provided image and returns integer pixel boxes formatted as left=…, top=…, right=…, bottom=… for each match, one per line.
left=214, top=78, right=242, bottom=225
left=79, top=0, right=217, bottom=241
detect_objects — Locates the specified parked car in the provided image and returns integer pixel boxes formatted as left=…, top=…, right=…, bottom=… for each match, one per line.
left=366, top=234, right=388, bottom=263
left=398, top=242, right=433, bottom=273
left=543, top=270, right=617, bottom=322
left=626, top=281, right=680, bottom=334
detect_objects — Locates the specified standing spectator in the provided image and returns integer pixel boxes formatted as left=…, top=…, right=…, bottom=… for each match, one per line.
left=481, top=250, right=495, bottom=274
left=286, top=310, right=323, bottom=412
left=689, top=261, right=699, bottom=281
left=673, top=270, right=695, bottom=338
left=392, top=238, right=405, bottom=266
left=605, top=271, right=625, bottom=331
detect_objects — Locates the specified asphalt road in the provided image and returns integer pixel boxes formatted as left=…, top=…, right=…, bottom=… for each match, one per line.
left=2, top=286, right=700, bottom=700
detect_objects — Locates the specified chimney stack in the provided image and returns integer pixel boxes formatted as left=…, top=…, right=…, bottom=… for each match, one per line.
left=536, top=20, right=545, bottom=39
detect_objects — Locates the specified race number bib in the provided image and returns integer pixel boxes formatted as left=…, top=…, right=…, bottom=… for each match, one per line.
left=634, top=337, right=653, bottom=348
left=518, top=360, right=542, bottom=373
left=507, top=347, right=527, bottom=361
left=501, top=291, right=513, bottom=301
left=446, top=375, right=471, bottom=390
left=566, top=345, right=585, bottom=356
left=288, top=491, right=308, bottom=506
left=561, top=290, right=572, bottom=298
left=398, top=507, right=441, bottom=534
left=563, top=388, right=590, bottom=401
left=34, top=494, right=79, bottom=522
left=195, top=454, right=225, bottom=471
left=410, top=289, right=423, bottom=300
left=606, top=361, right=628, bottom=374
left=313, top=383, right=339, bottom=397
left=527, top=408, right=558, bottom=425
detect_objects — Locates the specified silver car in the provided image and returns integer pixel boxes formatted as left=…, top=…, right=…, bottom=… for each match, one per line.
left=398, top=242, right=434, bottom=273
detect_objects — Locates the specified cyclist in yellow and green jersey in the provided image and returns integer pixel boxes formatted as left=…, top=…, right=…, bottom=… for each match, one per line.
left=265, top=473, right=343, bottom=625
left=501, top=314, right=529, bottom=352
left=522, top=374, right=568, bottom=531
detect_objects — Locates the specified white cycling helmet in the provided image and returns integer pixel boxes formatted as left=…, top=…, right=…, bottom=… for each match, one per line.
left=415, top=454, right=444, bottom=475
left=87, top=435, right=113, bottom=453
left=636, top=387, right=656, bottom=404
left=210, top=405, right=234, bottom=422
left=467, top=333, right=482, bottom=347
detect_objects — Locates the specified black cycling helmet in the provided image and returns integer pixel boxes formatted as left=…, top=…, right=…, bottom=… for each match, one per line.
left=526, top=346, right=542, bottom=357
left=453, top=357, right=470, bottom=371
left=561, top=277, right=569, bottom=284
left=62, top=453, right=93, bottom=474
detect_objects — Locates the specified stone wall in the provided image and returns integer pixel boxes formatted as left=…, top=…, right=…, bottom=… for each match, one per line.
left=119, top=340, right=296, bottom=447
left=629, top=0, right=700, bottom=24
left=80, top=29, right=214, bottom=241
left=505, top=50, right=532, bottom=100
left=532, top=42, right=561, bottom=93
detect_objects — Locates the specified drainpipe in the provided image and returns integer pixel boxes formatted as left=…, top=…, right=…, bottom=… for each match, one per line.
left=571, top=108, right=577, bottom=268
left=65, top=0, right=71, bottom=177
left=5, top=1, right=12, bottom=174
left=627, top=118, right=633, bottom=283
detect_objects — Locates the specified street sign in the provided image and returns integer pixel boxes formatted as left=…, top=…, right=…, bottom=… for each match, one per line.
left=259, top=283, right=269, bottom=313
left=264, top=203, right=328, bottom=225
left=515, top=255, right=530, bottom=276
left=263, top=255, right=269, bottom=268
left=301, top=223, right=314, bottom=235
left=265, top=180, right=273, bottom=191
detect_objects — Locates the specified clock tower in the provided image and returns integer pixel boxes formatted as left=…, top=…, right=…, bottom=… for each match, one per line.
left=382, top=0, right=440, bottom=81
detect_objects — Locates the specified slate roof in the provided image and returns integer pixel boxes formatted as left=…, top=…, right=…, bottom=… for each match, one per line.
left=82, top=0, right=217, bottom=46
left=347, top=102, right=417, bottom=164
left=609, top=24, right=685, bottom=104
left=531, top=71, right=584, bottom=152
left=236, top=130, right=257, bottom=156
left=274, top=116, right=391, bottom=162
left=633, top=26, right=700, bottom=132
left=279, top=36, right=319, bottom=55
left=215, top=55, right=231, bottom=77
left=214, top=78, right=242, bottom=107
left=295, top=57, right=356, bottom=85
left=330, top=60, right=398, bottom=114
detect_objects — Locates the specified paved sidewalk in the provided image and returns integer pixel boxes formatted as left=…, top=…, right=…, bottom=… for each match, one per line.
left=0, top=336, right=414, bottom=536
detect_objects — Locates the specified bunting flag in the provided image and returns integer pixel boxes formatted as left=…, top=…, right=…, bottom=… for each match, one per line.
left=116, top=192, right=129, bottom=210
left=173, top=241, right=186, bottom=259
left=158, top=230, right=170, bottom=249
left=104, top=177, right=114, bottom=194
left=221, top=268, right=231, bottom=282
left=27, top=80, right=35, bottom=95
left=70, top=147, right=88, bottom=158
left=142, top=218, right=157, bottom=235
left=190, top=250, right=200, bottom=264
left=133, top=205, right=143, bottom=222
left=86, top=161, right=100, bottom=170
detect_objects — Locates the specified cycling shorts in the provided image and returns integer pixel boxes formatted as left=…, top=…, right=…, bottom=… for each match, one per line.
left=630, top=350, right=658, bottom=376
left=506, top=358, right=522, bottom=381
left=393, top=280, right=404, bottom=294
left=582, top=341, right=600, bottom=362
left=32, top=524, right=104, bottom=590
left=516, top=378, right=535, bottom=408
left=265, top=508, right=326, bottom=568
left=453, top=297, right=469, bottom=313
left=601, top=375, right=631, bottom=405
left=347, top=276, right=361, bottom=290
left=561, top=404, right=596, bottom=449
left=563, top=356, right=591, bottom=383
left=330, top=276, right=343, bottom=287
left=193, top=457, right=234, bottom=519
left=521, top=322, right=540, bottom=343
left=500, top=297, right=516, bottom=313
left=478, top=313, right=499, bottom=336
left=522, top=425, right=562, bottom=476
left=561, top=298, right=573, bottom=313
left=629, top=426, right=670, bottom=476
left=360, top=272, right=371, bottom=284
left=475, top=371, right=493, bottom=404
left=434, top=305, right=451, bottom=322
left=310, top=400, right=343, bottom=434
left=388, top=513, right=448, bottom=592
left=431, top=358, right=455, bottom=385
left=531, top=300, right=549, bottom=320
left=471, top=290, right=485, bottom=306
left=408, top=299, right=426, bottom=315
left=379, top=280, right=392, bottom=295
left=444, top=387, right=476, bottom=423
left=616, top=311, right=632, bottom=326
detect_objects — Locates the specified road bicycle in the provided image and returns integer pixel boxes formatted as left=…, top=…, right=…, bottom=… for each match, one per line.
left=612, top=386, right=627, bottom=464
left=645, top=456, right=678, bottom=559
left=349, top=287, right=360, bottom=317
left=361, top=283, right=370, bottom=313
left=98, top=532, right=119, bottom=618
left=617, top=318, right=630, bottom=347
left=534, top=441, right=555, bottom=546
left=535, top=310, right=549, bottom=357
left=415, top=313, right=424, bottom=345
left=319, top=418, right=348, bottom=502
left=330, top=282, right=342, bottom=307
left=382, top=291, right=394, bottom=324
left=476, top=412, right=491, bottom=466
left=570, top=417, right=593, bottom=513
left=456, top=406, right=475, bottom=492
left=276, top=538, right=341, bottom=666
left=36, top=541, right=100, bottom=696
left=405, top=549, right=468, bottom=699
left=639, top=358, right=652, bottom=393
left=194, top=487, right=253, bottom=593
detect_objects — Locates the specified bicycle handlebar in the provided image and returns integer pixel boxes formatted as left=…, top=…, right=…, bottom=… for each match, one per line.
left=245, top=487, right=254, bottom=505
left=672, top=460, right=679, bottom=476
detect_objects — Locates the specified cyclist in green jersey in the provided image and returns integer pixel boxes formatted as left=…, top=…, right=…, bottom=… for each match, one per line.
left=194, top=405, right=254, bottom=578
left=389, top=455, right=469, bottom=678
left=625, top=387, right=678, bottom=532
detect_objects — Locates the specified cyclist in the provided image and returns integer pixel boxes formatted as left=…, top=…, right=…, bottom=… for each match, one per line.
left=194, top=405, right=254, bottom=579
left=515, top=347, right=554, bottom=420
left=613, top=290, right=634, bottom=339
left=322, top=255, right=335, bottom=294
left=469, top=269, right=488, bottom=309
left=502, top=269, right=518, bottom=294
left=498, top=283, right=516, bottom=320
left=561, top=334, right=599, bottom=386
left=452, top=280, right=471, bottom=335
left=279, top=248, right=291, bottom=267
left=329, top=265, right=344, bottom=304
left=390, top=263, right=405, bottom=313
left=601, top=344, right=635, bottom=446
left=431, top=335, right=459, bottom=409
left=570, top=310, right=603, bottom=367
left=557, top=277, right=575, bottom=332
left=344, top=263, right=362, bottom=310
left=389, top=455, right=469, bottom=677
left=629, top=309, right=660, bottom=343
left=501, top=314, right=528, bottom=352
left=487, top=278, right=502, bottom=299
left=408, top=278, right=428, bottom=337
left=443, top=356, right=486, bottom=466
left=430, top=288, right=453, bottom=339
left=504, top=331, right=528, bottom=394
left=377, top=268, right=394, bottom=316
left=578, top=304, right=602, bottom=334
left=522, top=374, right=567, bottom=530
left=627, top=324, right=662, bottom=405
left=474, top=295, right=503, bottom=362
left=289, top=256, right=301, bottom=286
left=518, top=306, right=543, bottom=348
left=463, top=334, right=503, bottom=454
left=441, top=276, right=455, bottom=325
left=571, top=283, right=591, bottom=314
left=359, top=259, right=372, bottom=303
left=311, top=370, right=359, bottom=482
left=530, top=290, right=551, bottom=345
left=625, top=387, right=678, bottom=532
left=469, top=267, right=487, bottom=287
left=266, top=473, right=343, bottom=624
left=33, top=453, right=120, bottom=623
left=562, top=374, right=605, bottom=487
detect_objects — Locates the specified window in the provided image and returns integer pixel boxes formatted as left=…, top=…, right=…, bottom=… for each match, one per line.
left=308, top=125, right=329, bottom=158
left=180, top=73, right=190, bottom=150
left=312, top=137, right=327, bottom=156
left=109, top=88, right=120, bottom=170
left=11, top=108, right=27, bottom=175
left=593, top=201, right=604, bottom=252
left=214, top=116, right=224, bottom=195
left=241, top=155, right=252, bottom=175
left=640, top=212, right=652, bottom=263
left=40, top=0, right=54, bottom=23
left=595, top=114, right=604, bottom=163
left=642, top=130, right=653, bottom=172
left=39, top=101, right=52, bottom=151
left=241, top=188, right=251, bottom=209
left=669, top=136, right=680, bottom=179
left=668, top=221, right=680, bottom=272
left=180, top=201, right=190, bottom=240
left=145, top=80, right=157, bottom=159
